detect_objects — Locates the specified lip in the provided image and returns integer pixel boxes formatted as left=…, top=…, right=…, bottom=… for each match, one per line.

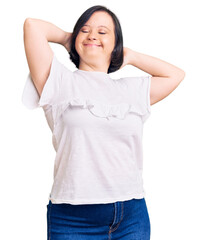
left=84, top=44, right=102, bottom=47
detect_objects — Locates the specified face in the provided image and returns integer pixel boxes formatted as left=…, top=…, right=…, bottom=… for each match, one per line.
left=75, top=11, right=116, bottom=69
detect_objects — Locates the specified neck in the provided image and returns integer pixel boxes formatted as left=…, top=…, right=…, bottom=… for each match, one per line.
left=78, top=61, right=109, bottom=73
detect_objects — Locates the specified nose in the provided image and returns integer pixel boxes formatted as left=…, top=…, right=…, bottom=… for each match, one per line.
left=87, top=31, right=97, bottom=40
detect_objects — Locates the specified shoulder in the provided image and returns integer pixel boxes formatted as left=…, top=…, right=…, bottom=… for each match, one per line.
left=116, top=75, right=151, bottom=88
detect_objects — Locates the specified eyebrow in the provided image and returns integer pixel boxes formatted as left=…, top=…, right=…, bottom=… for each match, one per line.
left=83, top=24, right=111, bottom=31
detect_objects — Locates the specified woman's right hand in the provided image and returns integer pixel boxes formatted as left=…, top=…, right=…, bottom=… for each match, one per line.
left=62, top=32, right=72, bottom=52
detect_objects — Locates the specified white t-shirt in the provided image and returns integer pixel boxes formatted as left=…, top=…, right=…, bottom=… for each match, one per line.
left=22, top=54, right=151, bottom=205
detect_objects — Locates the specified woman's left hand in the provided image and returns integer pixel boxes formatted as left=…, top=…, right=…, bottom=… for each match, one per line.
left=120, top=47, right=133, bottom=69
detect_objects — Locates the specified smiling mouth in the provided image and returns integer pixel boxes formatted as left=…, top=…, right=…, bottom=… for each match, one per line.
left=84, top=44, right=102, bottom=47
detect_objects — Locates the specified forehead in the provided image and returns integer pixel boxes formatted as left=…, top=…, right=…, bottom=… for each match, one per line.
left=84, top=11, right=114, bottom=30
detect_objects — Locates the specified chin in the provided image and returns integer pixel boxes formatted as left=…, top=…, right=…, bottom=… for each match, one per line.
left=81, top=52, right=103, bottom=59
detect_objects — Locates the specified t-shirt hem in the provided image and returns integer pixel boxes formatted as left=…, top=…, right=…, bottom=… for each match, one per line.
left=49, top=192, right=146, bottom=205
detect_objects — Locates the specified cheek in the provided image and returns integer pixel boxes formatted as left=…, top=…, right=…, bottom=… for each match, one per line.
left=75, top=32, right=82, bottom=44
left=75, top=36, right=81, bottom=53
left=104, top=38, right=115, bottom=52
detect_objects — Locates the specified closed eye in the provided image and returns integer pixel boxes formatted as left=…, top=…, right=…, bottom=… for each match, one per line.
left=81, top=30, right=106, bottom=34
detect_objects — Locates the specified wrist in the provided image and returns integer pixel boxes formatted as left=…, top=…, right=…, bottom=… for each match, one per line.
left=61, top=32, right=72, bottom=52
left=128, top=49, right=137, bottom=66
left=123, top=47, right=136, bottom=66
left=62, top=32, right=71, bottom=45
left=60, top=32, right=69, bottom=46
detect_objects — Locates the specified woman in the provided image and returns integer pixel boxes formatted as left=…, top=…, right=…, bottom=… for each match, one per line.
left=22, top=5, right=185, bottom=240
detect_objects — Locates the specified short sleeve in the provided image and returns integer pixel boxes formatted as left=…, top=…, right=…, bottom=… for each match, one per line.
left=126, top=75, right=151, bottom=123
left=21, top=54, right=68, bottom=110
left=140, top=75, right=151, bottom=123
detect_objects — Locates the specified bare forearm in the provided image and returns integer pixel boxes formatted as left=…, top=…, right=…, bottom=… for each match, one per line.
left=24, top=18, right=71, bottom=46
left=128, top=48, right=185, bottom=78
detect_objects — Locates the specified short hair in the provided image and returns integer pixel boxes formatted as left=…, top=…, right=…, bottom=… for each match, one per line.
left=69, top=5, right=123, bottom=73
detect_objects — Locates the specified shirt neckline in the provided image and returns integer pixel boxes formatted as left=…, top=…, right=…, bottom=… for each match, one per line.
left=75, top=69, right=110, bottom=77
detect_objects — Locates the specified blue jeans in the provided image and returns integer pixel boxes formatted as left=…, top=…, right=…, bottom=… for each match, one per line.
left=47, top=198, right=150, bottom=240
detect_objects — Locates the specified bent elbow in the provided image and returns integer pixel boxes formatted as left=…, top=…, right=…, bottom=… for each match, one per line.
left=180, top=70, right=186, bottom=81
left=175, top=69, right=186, bottom=82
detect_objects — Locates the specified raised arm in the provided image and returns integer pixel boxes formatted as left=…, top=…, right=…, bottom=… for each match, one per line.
left=23, top=18, right=72, bottom=96
left=121, top=47, right=185, bottom=105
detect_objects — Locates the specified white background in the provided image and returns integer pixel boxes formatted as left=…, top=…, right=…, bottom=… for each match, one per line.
left=1, top=0, right=207, bottom=239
